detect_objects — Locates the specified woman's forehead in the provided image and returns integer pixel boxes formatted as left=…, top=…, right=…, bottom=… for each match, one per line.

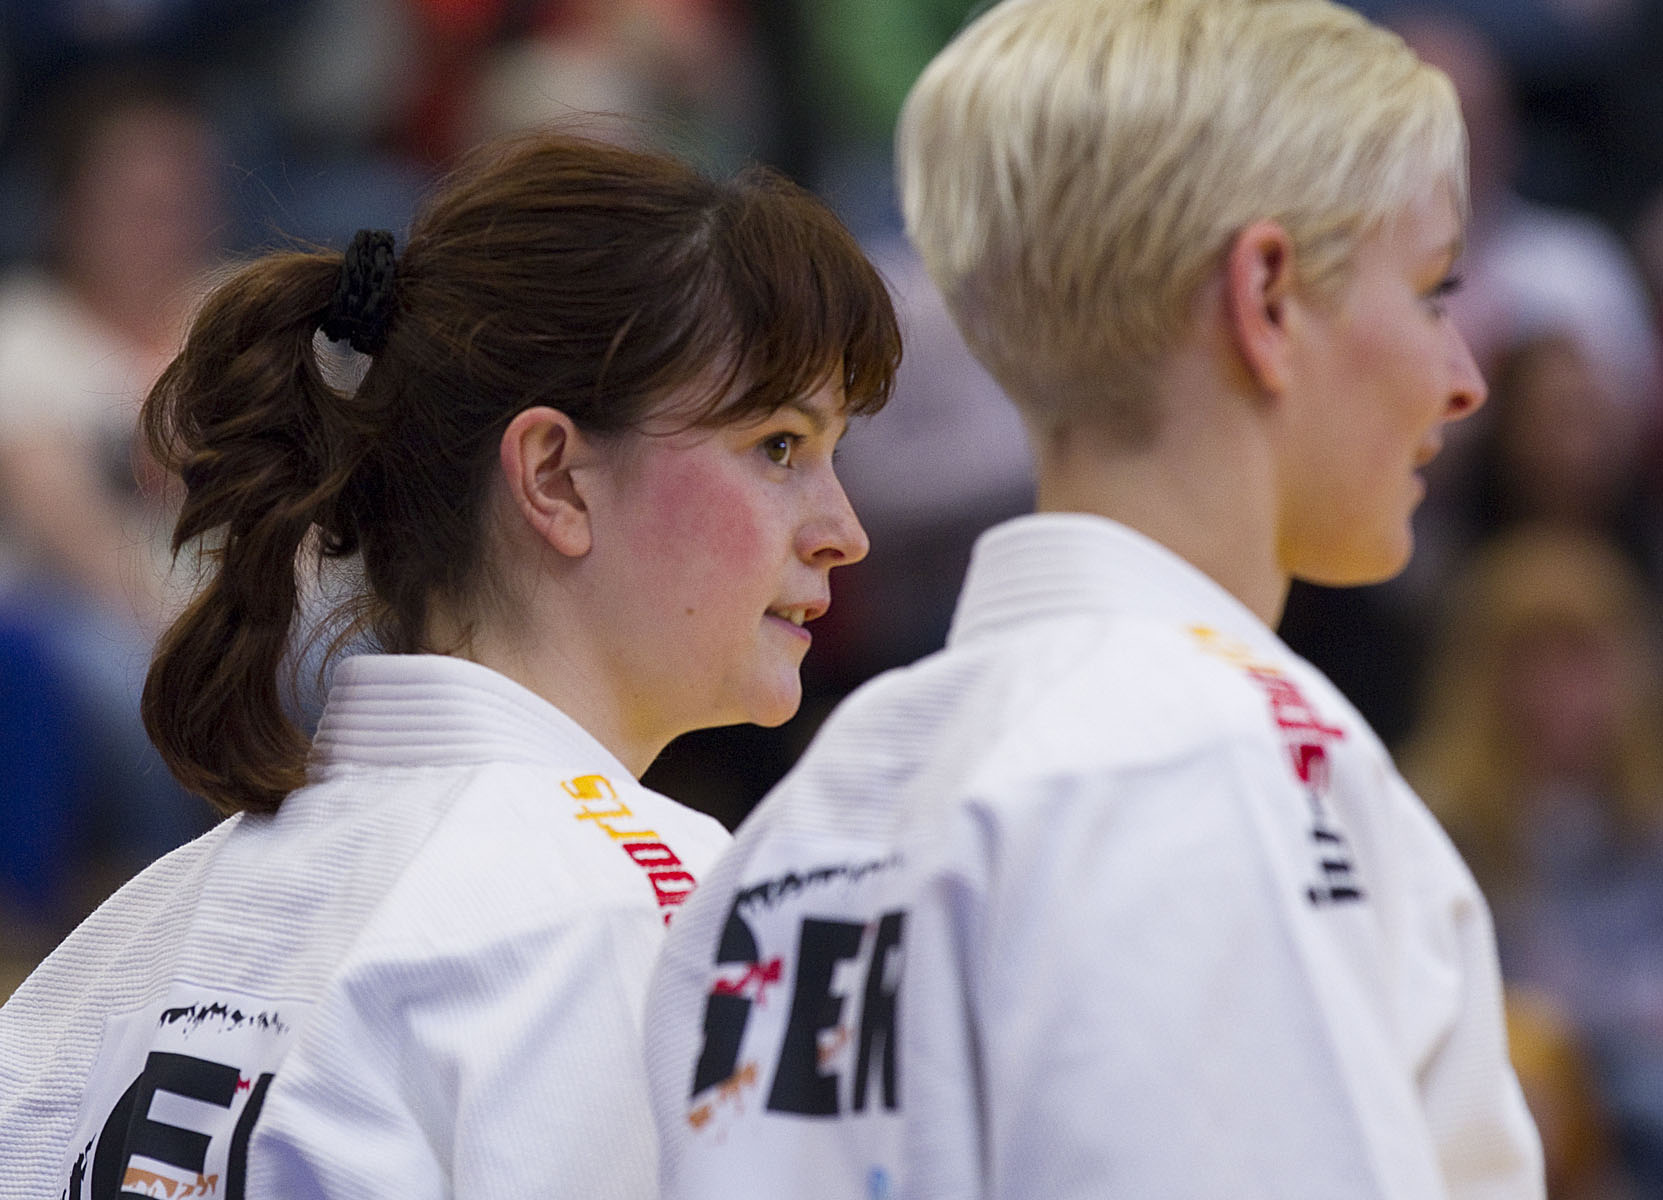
left=644, top=358, right=851, bottom=431
left=725, top=376, right=850, bottom=429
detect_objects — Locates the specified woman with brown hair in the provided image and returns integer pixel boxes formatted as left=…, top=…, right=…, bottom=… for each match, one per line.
left=0, top=131, right=899, bottom=1198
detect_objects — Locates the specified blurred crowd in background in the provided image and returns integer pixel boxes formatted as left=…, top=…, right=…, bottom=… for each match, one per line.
left=1, top=0, right=1663, bottom=1195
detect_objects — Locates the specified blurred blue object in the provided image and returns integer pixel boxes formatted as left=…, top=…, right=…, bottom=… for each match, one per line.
left=0, top=0, right=308, bottom=65
left=0, top=614, right=80, bottom=918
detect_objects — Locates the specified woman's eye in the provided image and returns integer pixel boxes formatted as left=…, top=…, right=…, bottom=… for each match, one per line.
left=763, top=434, right=798, bottom=467
left=1426, top=272, right=1464, bottom=316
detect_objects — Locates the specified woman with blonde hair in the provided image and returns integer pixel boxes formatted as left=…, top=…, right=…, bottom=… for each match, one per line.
left=645, top=0, right=1541, bottom=1196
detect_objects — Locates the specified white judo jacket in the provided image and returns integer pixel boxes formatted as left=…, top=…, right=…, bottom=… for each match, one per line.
left=0, top=654, right=729, bottom=1199
left=645, top=513, right=1544, bottom=1200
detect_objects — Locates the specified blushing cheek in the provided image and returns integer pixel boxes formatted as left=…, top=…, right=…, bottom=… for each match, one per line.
left=640, top=459, right=768, bottom=605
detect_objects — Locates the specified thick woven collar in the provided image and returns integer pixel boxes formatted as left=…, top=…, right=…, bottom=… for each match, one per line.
left=310, top=654, right=631, bottom=776
left=948, top=512, right=1280, bottom=655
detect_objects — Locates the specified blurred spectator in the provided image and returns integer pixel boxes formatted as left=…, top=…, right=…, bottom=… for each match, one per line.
left=1509, top=987, right=1642, bottom=1200
left=0, top=0, right=313, bottom=259
left=1452, top=333, right=1663, bottom=582
left=1344, top=0, right=1663, bottom=227
left=395, top=0, right=765, bottom=170
left=1395, top=11, right=1658, bottom=421
left=1399, top=526, right=1663, bottom=1191
left=0, top=68, right=217, bottom=947
left=242, top=0, right=767, bottom=250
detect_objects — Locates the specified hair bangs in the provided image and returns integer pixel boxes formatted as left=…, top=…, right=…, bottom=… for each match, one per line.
left=685, top=167, right=902, bottom=427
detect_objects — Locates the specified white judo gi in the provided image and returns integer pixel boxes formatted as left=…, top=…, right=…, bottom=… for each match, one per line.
left=646, top=513, right=1542, bottom=1200
left=0, top=653, right=729, bottom=1199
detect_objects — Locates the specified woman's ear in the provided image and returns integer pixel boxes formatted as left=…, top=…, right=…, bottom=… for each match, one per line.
left=1224, top=219, right=1299, bottom=396
left=499, top=406, right=594, bottom=557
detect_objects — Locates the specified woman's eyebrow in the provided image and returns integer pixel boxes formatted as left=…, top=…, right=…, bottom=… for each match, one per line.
left=780, top=398, right=831, bottom=434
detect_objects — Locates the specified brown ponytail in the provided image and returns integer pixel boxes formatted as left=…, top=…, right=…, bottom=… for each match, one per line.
left=143, top=131, right=901, bottom=816
left=142, top=252, right=384, bottom=813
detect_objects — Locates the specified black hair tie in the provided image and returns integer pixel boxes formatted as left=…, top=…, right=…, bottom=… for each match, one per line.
left=321, top=229, right=398, bottom=356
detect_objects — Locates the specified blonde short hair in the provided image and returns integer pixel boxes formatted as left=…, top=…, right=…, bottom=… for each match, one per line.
left=897, top=0, right=1467, bottom=439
